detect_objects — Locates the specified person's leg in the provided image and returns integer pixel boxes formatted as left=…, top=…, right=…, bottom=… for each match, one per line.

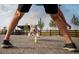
left=44, top=4, right=77, bottom=51
left=5, top=4, right=32, bottom=40
left=50, top=13, right=72, bottom=43
left=50, top=14, right=77, bottom=51
left=58, top=9, right=71, bottom=29
left=1, top=11, right=25, bottom=48
left=4, top=11, right=24, bottom=40
left=1, top=4, right=32, bottom=48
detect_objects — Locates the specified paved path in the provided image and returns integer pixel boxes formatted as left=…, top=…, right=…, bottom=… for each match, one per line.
left=0, top=35, right=79, bottom=54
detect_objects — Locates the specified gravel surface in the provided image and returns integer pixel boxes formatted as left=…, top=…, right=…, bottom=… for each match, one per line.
left=0, top=35, right=79, bottom=54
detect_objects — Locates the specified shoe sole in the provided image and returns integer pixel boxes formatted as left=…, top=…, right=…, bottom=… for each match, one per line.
left=1, top=45, right=14, bottom=48
left=63, top=48, right=76, bottom=52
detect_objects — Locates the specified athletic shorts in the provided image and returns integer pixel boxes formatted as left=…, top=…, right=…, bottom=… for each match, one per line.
left=17, top=4, right=58, bottom=14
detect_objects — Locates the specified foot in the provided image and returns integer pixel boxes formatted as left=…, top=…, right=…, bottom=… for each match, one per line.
left=63, top=43, right=77, bottom=52
left=1, top=40, right=14, bottom=48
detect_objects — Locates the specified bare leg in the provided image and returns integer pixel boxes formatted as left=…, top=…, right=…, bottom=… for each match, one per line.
left=50, top=13, right=73, bottom=44
left=59, top=9, right=71, bottom=29
left=4, top=10, right=25, bottom=40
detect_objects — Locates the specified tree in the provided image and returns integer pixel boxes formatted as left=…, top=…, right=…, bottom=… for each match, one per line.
left=38, top=18, right=44, bottom=35
left=49, top=20, right=56, bottom=36
left=71, top=15, right=79, bottom=26
left=49, top=20, right=56, bottom=28
left=71, top=14, right=79, bottom=37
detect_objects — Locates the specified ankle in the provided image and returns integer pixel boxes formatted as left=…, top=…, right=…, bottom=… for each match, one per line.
left=65, top=42, right=74, bottom=44
left=4, top=37, right=10, bottom=41
left=3, top=40, right=10, bottom=42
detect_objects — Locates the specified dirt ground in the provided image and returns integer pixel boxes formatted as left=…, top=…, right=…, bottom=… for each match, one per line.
left=0, top=35, right=79, bottom=54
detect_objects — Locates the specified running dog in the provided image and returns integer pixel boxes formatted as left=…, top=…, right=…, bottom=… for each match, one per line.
left=28, top=25, right=39, bottom=43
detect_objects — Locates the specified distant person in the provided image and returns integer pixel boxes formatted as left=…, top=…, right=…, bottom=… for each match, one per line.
left=1, top=4, right=77, bottom=51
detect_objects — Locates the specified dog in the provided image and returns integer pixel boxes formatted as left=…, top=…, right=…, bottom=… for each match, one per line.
left=27, top=25, right=40, bottom=43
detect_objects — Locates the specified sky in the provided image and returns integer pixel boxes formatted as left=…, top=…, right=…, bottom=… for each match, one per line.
left=0, top=4, right=79, bottom=30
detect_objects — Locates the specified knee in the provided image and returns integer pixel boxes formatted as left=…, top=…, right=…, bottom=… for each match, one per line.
left=15, top=11, right=24, bottom=17
left=50, top=13, right=59, bottom=20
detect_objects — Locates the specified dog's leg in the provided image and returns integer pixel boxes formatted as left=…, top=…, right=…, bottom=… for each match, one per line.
left=34, top=36, right=37, bottom=43
left=28, top=32, right=31, bottom=37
